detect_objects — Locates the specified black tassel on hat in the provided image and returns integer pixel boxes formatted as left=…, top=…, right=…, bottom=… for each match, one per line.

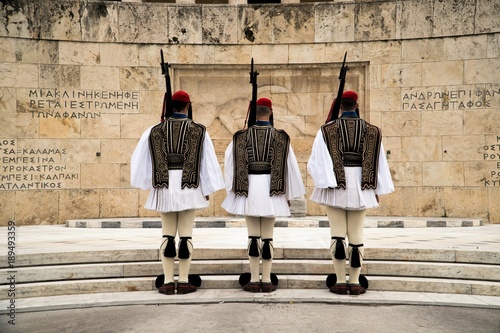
left=262, top=238, right=273, bottom=260
left=162, top=235, right=176, bottom=258
left=349, top=243, right=364, bottom=268
left=178, top=237, right=192, bottom=259
left=332, top=237, right=346, bottom=260
left=248, top=236, right=260, bottom=257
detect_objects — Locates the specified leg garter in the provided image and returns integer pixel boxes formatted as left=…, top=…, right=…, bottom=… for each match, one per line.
left=349, top=243, right=364, bottom=268
left=178, top=236, right=192, bottom=259
left=331, top=236, right=346, bottom=260
left=162, top=235, right=176, bottom=258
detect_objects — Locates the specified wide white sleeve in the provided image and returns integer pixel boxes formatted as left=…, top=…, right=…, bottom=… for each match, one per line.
left=223, top=141, right=234, bottom=192
left=307, top=130, right=337, bottom=189
left=375, top=143, right=395, bottom=195
left=130, top=126, right=154, bottom=190
left=199, top=132, right=225, bottom=196
left=285, top=144, right=306, bottom=200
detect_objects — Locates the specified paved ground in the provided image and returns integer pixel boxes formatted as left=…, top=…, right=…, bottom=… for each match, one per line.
left=3, top=221, right=500, bottom=254
left=1, top=220, right=500, bottom=332
left=2, top=303, right=500, bottom=333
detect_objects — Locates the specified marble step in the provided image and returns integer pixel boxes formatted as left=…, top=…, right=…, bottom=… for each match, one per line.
left=2, top=247, right=499, bottom=268
left=3, top=275, right=500, bottom=299
left=65, top=216, right=484, bottom=229
left=1, top=260, right=499, bottom=285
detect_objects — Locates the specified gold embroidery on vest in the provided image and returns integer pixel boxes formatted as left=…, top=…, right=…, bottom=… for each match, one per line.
left=321, top=119, right=381, bottom=189
left=149, top=118, right=206, bottom=189
left=233, top=126, right=289, bottom=196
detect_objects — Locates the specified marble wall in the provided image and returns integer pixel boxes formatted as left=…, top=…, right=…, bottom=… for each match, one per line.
left=0, top=0, right=499, bottom=225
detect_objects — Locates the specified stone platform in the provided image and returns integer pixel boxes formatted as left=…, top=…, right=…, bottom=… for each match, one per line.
left=1, top=217, right=500, bottom=314
left=66, top=216, right=483, bottom=229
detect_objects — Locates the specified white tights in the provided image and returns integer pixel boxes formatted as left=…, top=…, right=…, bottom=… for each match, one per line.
left=326, top=207, right=366, bottom=285
left=245, top=216, right=275, bottom=283
left=159, top=210, right=195, bottom=284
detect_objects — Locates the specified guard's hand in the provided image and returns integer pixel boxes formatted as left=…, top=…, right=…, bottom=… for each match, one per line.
left=206, top=195, right=209, bottom=201
left=287, top=200, right=291, bottom=207
left=375, top=194, right=379, bottom=203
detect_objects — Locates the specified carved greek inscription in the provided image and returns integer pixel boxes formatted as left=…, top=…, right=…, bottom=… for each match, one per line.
left=26, top=89, right=139, bottom=119
left=483, top=135, right=500, bottom=187
left=402, top=86, right=500, bottom=111
left=0, top=139, right=79, bottom=190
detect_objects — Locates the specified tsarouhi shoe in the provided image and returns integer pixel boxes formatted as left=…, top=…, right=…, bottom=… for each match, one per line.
left=176, top=282, right=198, bottom=294
left=329, top=283, right=348, bottom=294
left=243, top=282, right=261, bottom=292
left=348, top=284, right=366, bottom=295
left=260, top=282, right=276, bottom=292
left=158, top=282, right=175, bottom=295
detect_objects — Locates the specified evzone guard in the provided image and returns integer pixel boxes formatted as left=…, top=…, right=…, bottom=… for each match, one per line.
left=130, top=51, right=224, bottom=295
left=222, top=59, right=306, bottom=292
left=308, top=89, right=394, bottom=295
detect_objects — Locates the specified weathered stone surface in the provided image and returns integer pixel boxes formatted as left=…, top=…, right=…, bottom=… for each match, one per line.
left=202, top=6, right=238, bottom=44
left=443, top=187, right=488, bottom=220
left=0, top=63, right=38, bottom=88
left=423, top=162, right=464, bottom=187
left=355, top=1, right=397, bottom=41
left=487, top=187, right=500, bottom=223
left=252, top=44, right=288, bottom=64
left=433, top=0, right=475, bottom=37
left=422, top=61, right=464, bottom=86
left=238, top=6, right=274, bottom=44
left=398, top=0, right=433, bottom=39
left=15, top=39, right=59, bottom=64
left=0, top=1, right=499, bottom=225
left=100, top=189, right=138, bottom=217
left=0, top=1, right=35, bottom=38
left=81, top=163, right=121, bottom=189
left=100, top=44, right=138, bottom=67
left=421, top=111, right=463, bottom=136
left=59, top=189, right=101, bottom=222
left=442, top=135, right=486, bottom=161
left=40, top=64, right=81, bottom=89
left=81, top=114, right=121, bottom=139
left=464, top=161, right=495, bottom=187
left=0, top=192, right=15, bottom=224
left=464, top=109, right=500, bottom=135
left=168, top=6, right=202, bottom=44
left=402, top=136, right=442, bottom=161
left=315, top=3, right=355, bottom=43
left=272, top=5, right=315, bottom=44
left=101, top=138, right=138, bottom=164
left=81, top=2, right=119, bottom=42
left=400, top=187, right=446, bottom=217
left=390, top=162, right=422, bottom=187
left=118, top=3, right=168, bottom=44
left=39, top=118, right=80, bottom=139
left=15, top=191, right=59, bottom=225
left=80, top=66, right=120, bottom=90
left=382, top=111, right=421, bottom=137
left=120, top=66, right=160, bottom=91
left=39, top=1, right=82, bottom=41
left=371, top=63, right=422, bottom=88
left=465, top=58, right=500, bottom=84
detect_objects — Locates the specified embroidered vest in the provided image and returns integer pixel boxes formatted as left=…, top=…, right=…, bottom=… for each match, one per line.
left=149, top=118, right=206, bottom=189
left=233, top=126, right=290, bottom=196
left=321, top=118, right=382, bottom=190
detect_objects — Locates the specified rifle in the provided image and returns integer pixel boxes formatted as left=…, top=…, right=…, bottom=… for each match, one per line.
left=244, top=58, right=259, bottom=129
left=326, top=52, right=349, bottom=123
left=160, top=49, right=173, bottom=122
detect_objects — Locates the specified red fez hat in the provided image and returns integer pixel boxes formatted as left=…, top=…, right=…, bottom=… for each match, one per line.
left=342, top=90, right=358, bottom=101
left=256, top=97, right=272, bottom=109
left=172, top=90, right=190, bottom=103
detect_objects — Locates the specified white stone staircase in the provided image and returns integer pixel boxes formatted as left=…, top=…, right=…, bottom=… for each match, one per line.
left=2, top=246, right=499, bottom=299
